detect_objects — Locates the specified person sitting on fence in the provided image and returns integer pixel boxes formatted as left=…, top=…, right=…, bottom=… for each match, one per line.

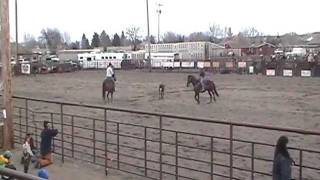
left=36, top=121, right=58, bottom=168
left=0, top=151, right=17, bottom=180
left=37, top=169, right=49, bottom=179
left=272, top=136, right=295, bottom=180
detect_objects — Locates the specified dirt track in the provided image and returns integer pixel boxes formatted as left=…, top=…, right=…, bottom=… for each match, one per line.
left=13, top=70, right=320, bottom=129
left=12, top=70, right=320, bottom=179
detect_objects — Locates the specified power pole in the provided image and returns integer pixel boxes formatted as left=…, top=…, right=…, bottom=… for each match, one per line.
left=146, top=0, right=152, bottom=72
left=1, top=0, right=14, bottom=149
left=15, top=0, right=19, bottom=65
left=156, top=3, right=163, bottom=43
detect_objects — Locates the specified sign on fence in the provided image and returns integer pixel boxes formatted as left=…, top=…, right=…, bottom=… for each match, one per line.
left=226, top=62, right=233, bottom=68
left=249, top=66, right=254, bottom=74
left=283, top=69, right=293, bottom=77
left=238, top=62, right=246, bottom=68
left=21, top=64, right=31, bottom=74
left=266, top=69, right=276, bottom=76
left=212, top=62, right=219, bottom=68
left=204, top=62, right=211, bottom=68
left=197, top=62, right=204, bottom=68
left=301, top=70, right=311, bottom=77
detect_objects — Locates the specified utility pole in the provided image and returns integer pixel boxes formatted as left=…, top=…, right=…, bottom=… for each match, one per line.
left=15, top=0, right=19, bottom=65
left=146, top=0, right=152, bottom=72
left=156, top=3, right=163, bottom=43
left=1, top=0, right=14, bottom=149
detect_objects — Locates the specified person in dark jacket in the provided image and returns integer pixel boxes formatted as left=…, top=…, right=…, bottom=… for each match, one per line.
left=272, top=136, right=295, bottom=180
left=36, top=121, right=58, bottom=168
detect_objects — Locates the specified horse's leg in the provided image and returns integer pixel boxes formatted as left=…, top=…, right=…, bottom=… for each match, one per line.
left=107, top=92, right=110, bottom=103
left=111, top=92, right=113, bottom=103
left=211, top=90, right=216, bottom=102
left=195, top=92, right=200, bottom=104
left=208, top=90, right=212, bottom=103
left=102, top=84, right=106, bottom=101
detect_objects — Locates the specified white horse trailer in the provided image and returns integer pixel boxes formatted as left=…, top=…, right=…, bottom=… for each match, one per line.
left=78, top=52, right=131, bottom=69
left=145, top=53, right=180, bottom=69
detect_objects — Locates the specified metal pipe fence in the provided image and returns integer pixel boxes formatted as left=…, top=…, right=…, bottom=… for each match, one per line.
left=10, top=95, right=320, bottom=180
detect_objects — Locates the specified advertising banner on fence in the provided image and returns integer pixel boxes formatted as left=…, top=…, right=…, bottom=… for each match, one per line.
left=197, top=62, right=204, bottom=68
left=238, top=62, right=246, bottom=68
left=212, top=62, right=219, bottom=68
left=301, top=70, right=311, bottom=77
left=204, top=62, right=211, bottom=67
left=226, top=62, right=233, bottom=68
left=266, top=69, right=276, bottom=76
left=249, top=66, right=254, bottom=74
left=21, top=64, right=31, bottom=74
left=283, top=69, right=293, bottom=77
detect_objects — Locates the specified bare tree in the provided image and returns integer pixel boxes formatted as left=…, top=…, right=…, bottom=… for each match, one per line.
left=209, top=23, right=224, bottom=39
left=39, top=28, right=65, bottom=53
left=162, top=32, right=181, bottom=43
left=241, top=27, right=263, bottom=37
left=23, top=33, right=38, bottom=49
left=188, top=32, right=211, bottom=42
left=126, top=26, right=141, bottom=51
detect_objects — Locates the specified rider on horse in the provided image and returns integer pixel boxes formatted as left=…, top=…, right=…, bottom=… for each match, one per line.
left=106, top=63, right=116, bottom=80
left=106, top=63, right=116, bottom=90
left=199, top=70, right=207, bottom=91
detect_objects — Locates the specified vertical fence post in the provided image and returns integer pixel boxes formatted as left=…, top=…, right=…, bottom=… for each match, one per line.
left=117, top=123, right=120, bottom=170
left=71, top=116, right=74, bottom=158
left=251, top=143, right=255, bottom=180
left=211, top=137, right=214, bottom=180
left=144, top=127, right=147, bottom=176
left=25, top=99, right=28, bottom=133
left=159, top=116, right=163, bottom=180
left=175, top=132, right=178, bottom=180
left=299, top=150, right=303, bottom=180
left=104, top=109, right=108, bottom=176
left=93, top=118, right=96, bottom=163
left=50, top=113, right=55, bottom=152
left=60, top=104, right=64, bottom=163
left=19, top=108, right=22, bottom=143
left=229, top=124, right=233, bottom=180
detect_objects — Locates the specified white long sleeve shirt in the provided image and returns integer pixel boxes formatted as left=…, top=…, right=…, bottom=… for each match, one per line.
left=106, top=66, right=114, bottom=78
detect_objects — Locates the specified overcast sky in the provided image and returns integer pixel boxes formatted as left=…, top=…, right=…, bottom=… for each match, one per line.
left=8, top=0, right=320, bottom=42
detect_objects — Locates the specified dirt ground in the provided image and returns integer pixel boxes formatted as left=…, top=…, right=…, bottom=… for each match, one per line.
left=11, top=70, right=320, bottom=179
left=13, top=70, right=320, bottom=130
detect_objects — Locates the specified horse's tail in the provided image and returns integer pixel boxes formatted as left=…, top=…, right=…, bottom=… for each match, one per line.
left=212, top=82, right=219, bottom=97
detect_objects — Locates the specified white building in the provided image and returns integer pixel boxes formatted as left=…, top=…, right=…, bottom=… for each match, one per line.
left=145, top=41, right=225, bottom=61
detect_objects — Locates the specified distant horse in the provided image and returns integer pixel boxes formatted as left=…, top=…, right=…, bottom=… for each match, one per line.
left=102, top=79, right=115, bottom=103
left=187, top=75, right=219, bottom=104
left=159, top=84, right=165, bottom=99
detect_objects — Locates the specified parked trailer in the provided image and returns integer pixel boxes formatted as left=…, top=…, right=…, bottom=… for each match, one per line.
left=78, top=52, right=131, bottom=69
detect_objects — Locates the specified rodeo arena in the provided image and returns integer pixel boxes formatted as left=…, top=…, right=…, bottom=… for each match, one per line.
left=1, top=3, right=320, bottom=180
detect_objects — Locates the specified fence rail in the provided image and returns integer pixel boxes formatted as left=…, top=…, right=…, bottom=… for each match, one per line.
left=9, top=95, right=320, bottom=180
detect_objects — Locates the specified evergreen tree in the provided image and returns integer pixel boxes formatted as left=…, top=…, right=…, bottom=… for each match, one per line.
left=112, top=33, right=121, bottom=46
left=81, top=33, right=90, bottom=49
left=91, top=32, right=100, bottom=48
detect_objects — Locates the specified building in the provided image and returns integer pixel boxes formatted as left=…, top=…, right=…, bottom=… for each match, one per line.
left=145, top=41, right=225, bottom=61
left=240, top=43, right=276, bottom=56
left=57, top=49, right=101, bottom=61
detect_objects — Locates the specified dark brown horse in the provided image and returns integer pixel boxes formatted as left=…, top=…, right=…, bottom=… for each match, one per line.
left=159, top=84, right=165, bottom=99
left=102, top=79, right=115, bottom=103
left=187, top=75, right=219, bottom=104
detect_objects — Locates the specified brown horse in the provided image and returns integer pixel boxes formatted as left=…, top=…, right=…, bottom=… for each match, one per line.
left=187, top=75, right=219, bottom=104
left=102, top=79, right=115, bottom=103
left=159, top=84, right=165, bottom=99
